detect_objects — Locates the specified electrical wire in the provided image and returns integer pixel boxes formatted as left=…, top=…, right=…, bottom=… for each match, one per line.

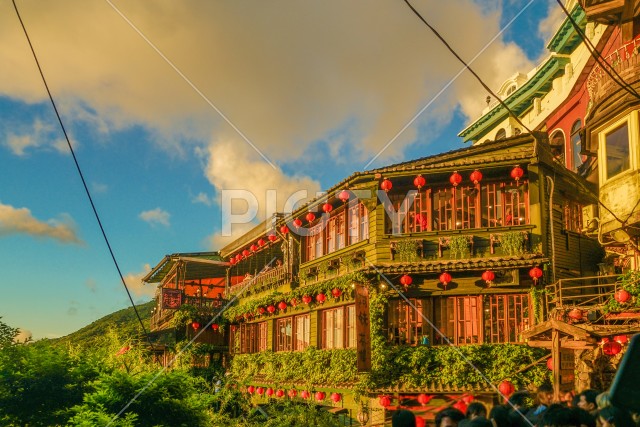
left=12, top=0, right=149, bottom=337
left=555, top=0, right=640, bottom=100
left=402, top=0, right=534, bottom=135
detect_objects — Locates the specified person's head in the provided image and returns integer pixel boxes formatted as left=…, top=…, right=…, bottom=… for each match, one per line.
left=570, top=407, right=596, bottom=427
left=536, top=384, right=554, bottom=406
left=466, top=402, right=487, bottom=419
left=577, top=390, right=599, bottom=412
left=508, top=391, right=530, bottom=409
left=489, top=404, right=510, bottom=427
left=436, top=408, right=466, bottom=427
left=541, top=403, right=579, bottom=427
left=392, top=409, right=416, bottom=427
left=596, top=392, right=611, bottom=410
left=598, top=406, right=635, bottom=427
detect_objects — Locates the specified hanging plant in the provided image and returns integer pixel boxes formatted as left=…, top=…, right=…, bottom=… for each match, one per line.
left=529, top=287, right=546, bottom=323
left=396, top=240, right=420, bottom=262
left=500, top=231, right=527, bottom=256
left=449, top=235, right=471, bottom=259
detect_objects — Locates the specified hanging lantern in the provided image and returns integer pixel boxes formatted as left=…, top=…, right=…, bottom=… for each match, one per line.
left=211, top=323, right=219, bottom=331
left=449, top=171, right=463, bottom=187
left=338, top=190, right=350, bottom=203
left=482, top=270, right=495, bottom=285
left=300, top=390, right=310, bottom=399
left=230, top=258, right=236, bottom=266
left=615, top=289, right=631, bottom=303
left=400, top=274, right=413, bottom=287
left=278, top=301, right=287, bottom=311
left=293, top=218, right=303, bottom=228
left=417, top=394, right=433, bottom=406
left=276, top=389, right=285, bottom=398
left=258, top=307, right=266, bottom=315
left=614, top=335, right=629, bottom=345
left=268, top=233, right=278, bottom=242
left=511, top=165, right=524, bottom=181
left=302, top=295, right=312, bottom=304
left=568, top=308, right=583, bottom=321
left=470, top=170, right=483, bottom=185
left=290, top=298, right=298, bottom=307
left=266, top=387, right=274, bottom=397
left=379, top=395, right=392, bottom=408
left=380, top=178, right=393, bottom=192
left=315, top=391, right=326, bottom=401
left=231, top=325, right=237, bottom=332
left=453, top=401, right=468, bottom=414
left=316, top=293, right=327, bottom=304
left=546, top=357, right=554, bottom=371
left=414, top=174, right=426, bottom=190
left=280, top=225, right=290, bottom=234
left=529, top=266, right=543, bottom=283
left=331, top=288, right=342, bottom=298
left=250, top=244, right=258, bottom=252
left=258, top=238, right=266, bottom=247
left=322, top=203, right=333, bottom=213
left=306, top=212, right=316, bottom=223
left=257, top=387, right=265, bottom=396
left=247, top=385, right=255, bottom=394
left=462, top=395, right=475, bottom=404
left=498, top=380, right=515, bottom=397
left=242, top=249, right=251, bottom=258
left=234, top=254, right=241, bottom=262
left=603, top=341, right=622, bottom=356
left=191, top=321, right=200, bottom=331
left=330, top=392, right=341, bottom=403
left=288, top=389, right=297, bottom=398
left=416, top=416, right=426, bottom=427
left=440, top=272, right=452, bottom=287
left=267, top=305, right=276, bottom=314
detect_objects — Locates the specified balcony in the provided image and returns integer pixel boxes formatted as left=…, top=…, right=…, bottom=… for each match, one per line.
left=587, top=35, right=640, bottom=104
left=227, top=264, right=289, bottom=296
left=150, top=294, right=228, bottom=331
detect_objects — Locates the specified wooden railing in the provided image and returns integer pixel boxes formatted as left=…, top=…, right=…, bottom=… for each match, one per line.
left=150, top=296, right=228, bottom=331
left=228, top=265, right=288, bottom=295
left=545, top=274, right=618, bottom=312
left=587, top=34, right=640, bottom=101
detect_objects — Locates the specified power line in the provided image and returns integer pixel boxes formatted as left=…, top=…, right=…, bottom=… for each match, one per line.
left=555, top=0, right=640, bottom=100
left=11, top=0, right=149, bottom=337
left=402, top=0, right=534, bottom=136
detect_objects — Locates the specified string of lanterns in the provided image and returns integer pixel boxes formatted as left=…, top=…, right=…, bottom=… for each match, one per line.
left=395, top=266, right=542, bottom=291
left=246, top=386, right=341, bottom=403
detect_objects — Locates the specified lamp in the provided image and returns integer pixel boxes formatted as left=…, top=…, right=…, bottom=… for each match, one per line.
left=611, top=229, right=631, bottom=243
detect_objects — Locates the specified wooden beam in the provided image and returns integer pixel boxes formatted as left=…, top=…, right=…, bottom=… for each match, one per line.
left=526, top=339, right=595, bottom=350
left=552, top=329, right=561, bottom=402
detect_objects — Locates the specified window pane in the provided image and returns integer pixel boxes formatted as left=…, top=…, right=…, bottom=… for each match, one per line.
left=605, top=123, right=630, bottom=179
left=347, top=306, right=356, bottom=348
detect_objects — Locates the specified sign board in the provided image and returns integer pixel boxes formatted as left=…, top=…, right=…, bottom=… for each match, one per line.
left=559, top=349, right=575, bottom=391
left=161, top=288, right=182, bottom=309
left=355, top=284, right=372, bottom=372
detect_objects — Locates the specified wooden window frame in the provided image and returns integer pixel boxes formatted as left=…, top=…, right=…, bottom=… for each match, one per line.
left=321, top=305, right=356, bottom=349
left=236, top=322, right=267, bottom=354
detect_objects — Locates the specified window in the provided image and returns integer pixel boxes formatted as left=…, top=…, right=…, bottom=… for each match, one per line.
left=495, top=128, right=507, bottom=140
left=321, top=305, right=356, bottom=349
left=605, top=123, right=630, bottom=179
left=294, top=314, right=310, bottom=351
left=303, top=205, right=368, bottom=262
left=234, top=322, right=267, bottom=354
left=564, top=201, right=583, bottom=233
left=435, top=296, right=482, bottom=345
left=571, top=120, right=583, bottom=172
left=550, top=130, right=565, bottom=165
left=387, top=299, right=426, bottom=346
left=483, top=294, right=530, bottom=343
left=276, top=314, right=310, bottom=352
left=275, top=317, right=293, bottom=352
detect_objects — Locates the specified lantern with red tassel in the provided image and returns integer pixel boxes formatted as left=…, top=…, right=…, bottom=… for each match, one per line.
left=258, top=307, right=266, bottom=315
left=257, top=386, right=265, bottom=396
left=440, top=272, right=452, bottom=288
left=338, top=190, right=350, bottom=203
left=331, top=392, right=341, bottom=403
left=278, top=301, right=287, bottom=311
left=242, top=249, right=250, bottom=258
left=267, top=305, right=276, bottom=314
left=400, top=274, right=413, bottom=288
left=293, top=218, right=303, bottom=229
left=470, top=170, right=483, bottom=185
left=322, top=203, right=333, bottom=213
left=546, top=357, right=554, bottom=371
left=498, top=380, right=515, bottom=397
left=331, top=288, right=342, bottom=298
left=481, top=270, right=495, bottom=286
left=191, top=321, right=200, bottom=331
left=414, top=175, right=426, bottom=190
left=306, top=212, right=316, bottom=223
left=268, top=233, right=278, bottom=242
left=250, top=244, right=258, bottom=252
left=266, top=387, right=274, bottom=397
left=229, top=258, right=236, bottom=266
left=276, top=389, right=285, bottom=398
left=316, top=293, right=326, bottom=304
left=615, top=289, right=631, bottom=303
left=511, top=166, right=524, bottom=181
left=529, top=266, right=543, bottom=283
left=235, top=254, right=242, bottom=262
left=300, top=390, right=310, bottom=399
left=288, top=389, right=297, bottom=398
left=258, top=238, right=266, bottom=247
left=450, top=171, right=463, bottom=187
left=603, top=341, right=622, bottom=356
left=302, top=295, right=312, bottom=304
left=315, top=391, right=326, bottom=401
left=280, top=225, right=289, bottom=234
left=417, top=394, right=433, bottom=406
left=379, top=395, right=392, bottom=408
left=380, top=178, right=393, bottom=192
left=211, top=323, right=219, bottom=331
left=247, top=385, right=255, bottom=394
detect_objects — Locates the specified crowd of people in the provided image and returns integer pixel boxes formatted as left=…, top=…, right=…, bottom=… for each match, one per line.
left=391, top=385, right=636, bottom=427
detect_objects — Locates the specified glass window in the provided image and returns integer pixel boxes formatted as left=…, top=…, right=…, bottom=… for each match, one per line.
left=605, top=123, right=630, bottom=179
left=275, top=318, right=293, bottom=352
left=387, top=298, right=425, bottom=346
left=571, top=120, right=583, bottom=172
left=495, top=128, right=507, bottom=140
left=294, top=314, right=310, bottom=351
left=321, top=305, right=355, bottom=349
left=235, top=322, right=267, bottom=354
left=550, top=130, right=565, bottom=165
left=483, top=294, right=530, bottom=343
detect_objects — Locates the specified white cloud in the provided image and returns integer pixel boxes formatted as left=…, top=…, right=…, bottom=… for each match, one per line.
left=0, top=201, right=82, bottom=244
left=124, top=264, right=155, bottom=298
left=192, top=192, right=213, bottom=206
left=91, top=182, right=109, bottom=194
left=139, top=208, right=170, bottom=227
left=539, top=0, right=568, bottom=47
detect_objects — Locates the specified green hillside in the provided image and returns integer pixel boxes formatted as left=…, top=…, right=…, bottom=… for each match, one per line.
left=52, top=300, right=154, bottom=349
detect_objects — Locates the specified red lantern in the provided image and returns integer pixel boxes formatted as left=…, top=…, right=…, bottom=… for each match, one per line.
left=302, top=295, right=312, bottom=304
left=462, top=395, right=475, bottom=404
left=416, top=416, right=426, bottom=427
left=247, top=385, right=255, bottom=394
left=331, top=288, right=342, bottom=298
left=315, top=391, right=326, bottom=401
left=338, top=190, right=350, bottom=203
left=381, top=178, right=393, bottom=192
left=268, top=233, right=278, bottom=242
left=546, top=357, right=554, bottom=371
left=267, top=305, right=276, bottom=314
left=400, top=274, right=413, bottom=287
left=322, top=203, right=333, bottom=213
left=615, top=289, right=631, bottom=303
left=440, top=272, right=452, bottom=286
left=276, top=389, right=285, bottom=398
left=482, top=270, right=495, bottom=285
left=417, top=394, right=433, bottom=406
left=306, top=212, right=316, bottom=223
left=250, top=244, right=258, bottom=252
left=242, top=249, right=251, bottom=258
left=235, top=254, right=242, bottom=262
left=568, top=308, right=583, bottom=321
left=316, top=293, right=327, bottom=304
left=211, top=323, right=219, bottom=331
left=293, top=218, right=303, bottom=228
left=414, top=175, right=426, bottom=190
left=288, top=389, right=297, bottom=398
left=278, top=301, right=287, bottom=311
left=230, top=258, right=236, bottom=266
left=470, top=170, right=483, bottom=185
left=453, top=401, right=468, bottom=414
left=257, top=386, right=265, bottom=395
left=258, top=307, right=266, bottom=315
left=603, top=341, right=622, bottom=356
left=191, top=321, right=200, bottom=330
left=231, top=325, right=237, bottom=332
left=300, top=390, right=310, bottom=399
left=498, top=380, right=515, bottom=397
left=331, top=392, right=341, bottom=403
left=379, top=395, right=392, bottom=407
left=280, top=225, right=289, bottom=234
left=614, top=335, right=629, bottom=345
left=529, top=266, right=543, bottom=283
left=258, top=239, right=266, bottom=247
left=266, top=387, right=274, bottom=397
left=290, top=298, right=298, bottom=307
left=511, top=165, right=524, bottom=181
left=449, top=171, right=463, bottom=187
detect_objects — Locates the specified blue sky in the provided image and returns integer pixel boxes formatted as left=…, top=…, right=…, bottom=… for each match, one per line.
left=0, top=0, right=562, bottom=339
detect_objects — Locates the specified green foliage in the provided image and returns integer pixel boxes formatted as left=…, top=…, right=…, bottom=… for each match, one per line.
left=499, top=231, right=527, bottom=256
left=603, top=270, right=640, bottom=314
left=396, top=240, right=421, bottom=262
left=530, top=287, right=546, bottom=323
left=0, top=317, right=19, bottom=349
left=449, top=236, right=471, bottom=259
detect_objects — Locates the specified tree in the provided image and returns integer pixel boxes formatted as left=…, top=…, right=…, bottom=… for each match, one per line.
left=0, top=317, right=18, bottom=349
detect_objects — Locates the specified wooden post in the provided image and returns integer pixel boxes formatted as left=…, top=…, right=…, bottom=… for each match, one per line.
left=552, top=328, right=561, bottom=401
